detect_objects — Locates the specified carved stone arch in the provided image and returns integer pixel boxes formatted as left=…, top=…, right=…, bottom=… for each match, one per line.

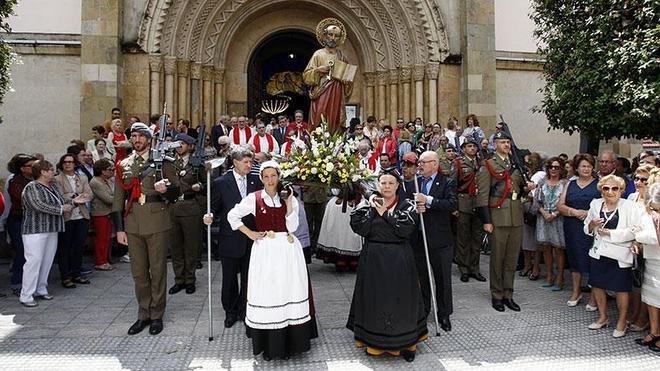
left=414, top=0, right=450, bottom=62
left=137, top=0, right=173, bottom=54
left=202, top=0, right=395, bottom=71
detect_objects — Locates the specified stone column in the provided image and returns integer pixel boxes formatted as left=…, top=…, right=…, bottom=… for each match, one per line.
left=148, top=55, right=162, bottom=116
left=190, top=62, right=202, bottom=126
left=460, top=0, right=497, bottom=131
left=214, top=68, right=225, bottom=119
left=376, top=71, right=388, bottom=121
left=202, top=65, right=214, bottom=125
left=364, top=72, right=376, bottom=117
left=400, top=67, right=412, bottom=121
left=413, top=65, right=425, bottom=121
left=177, top=60, right=190, bottom=121
left=388, top=68, right=399, bottom=123
left=426, top=62, right=440, bottom=125
left=163, top=57, right=177, bottom=119
left=80, top=0, right=122, bottom=137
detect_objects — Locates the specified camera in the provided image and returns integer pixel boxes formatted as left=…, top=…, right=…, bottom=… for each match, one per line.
left=278, top=182, right=296, bottom=200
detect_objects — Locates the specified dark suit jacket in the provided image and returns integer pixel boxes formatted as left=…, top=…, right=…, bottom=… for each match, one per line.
left=272, top=126, right=287, bottom=146
left=210, top=171, right=263, bottom=258
left=417, top=172, right=457, bottom=249
left=211, top=124, right=226, bottom=153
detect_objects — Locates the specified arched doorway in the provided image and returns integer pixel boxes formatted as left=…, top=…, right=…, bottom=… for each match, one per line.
left=247, top=30, right=318, bottom=120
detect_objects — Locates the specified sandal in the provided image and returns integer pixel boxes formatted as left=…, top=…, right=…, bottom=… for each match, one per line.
left=72, top=277, right=91, bottom=285
left=61, top=279, right=76, bottom=289
left=94, top=264, right=116, bottom=271
left=518, top=268, right=531, bottom=277
left=528, top=273, right=539, bottom=281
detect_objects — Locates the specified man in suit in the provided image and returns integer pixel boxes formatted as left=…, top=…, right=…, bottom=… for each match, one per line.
left=211, top=115, right=229, bottom=154
left=272, top=115, right=288, bottom=146
left=111, top=123, right=180, bottom=336
left=476, top=131, right=533, bottom=312
left=210, top=148, right=263, bottom=328
left=413, top=151, right=457, bottom=332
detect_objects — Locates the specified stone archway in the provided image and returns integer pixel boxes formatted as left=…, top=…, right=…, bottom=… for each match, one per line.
left=246, top=30, right=317, bottom=119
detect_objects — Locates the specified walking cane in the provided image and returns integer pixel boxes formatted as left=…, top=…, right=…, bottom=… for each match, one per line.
left=413, top=174, right=441, bottom=336
left=204, top=157, right=226, bottom=342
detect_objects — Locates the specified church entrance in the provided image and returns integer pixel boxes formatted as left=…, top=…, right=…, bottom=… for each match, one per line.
left=247, top=30, right=318, bottom=121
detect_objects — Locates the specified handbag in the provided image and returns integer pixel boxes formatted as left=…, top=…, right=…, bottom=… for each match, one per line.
left=523, top=198, right=537, bottom=227
left=631, top=253, right=645, bottom=288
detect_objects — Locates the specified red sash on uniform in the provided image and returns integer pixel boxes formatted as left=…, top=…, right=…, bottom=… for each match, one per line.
left=115, top=165, right=141, bottom=217
left=484, top=159, right=512, bottom=209
left=253, top=134, right=274, bottom=153
left=232, top=126, right=252, bottom=145
left=367, top=153, right=378, bottom=171
left=456, top=158, right=477, bottom=196
left=283, top=139, right=293, bottom=155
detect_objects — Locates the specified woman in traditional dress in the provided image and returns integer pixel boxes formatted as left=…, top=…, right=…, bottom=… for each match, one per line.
left=347, top=169, right=428, bottom=362
left=225, top=160, right=317, bottom=360
left=317, top=188, right=362, bottom=271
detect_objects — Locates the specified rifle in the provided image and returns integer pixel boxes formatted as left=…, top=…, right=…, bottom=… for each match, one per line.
left=150, top=103, right=181, bottom=177
left=191, top=123, right=206, bottom=176
left=498, top=115, right=530, bottom=183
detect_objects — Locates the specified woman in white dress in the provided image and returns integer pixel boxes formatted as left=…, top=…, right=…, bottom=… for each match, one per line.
left=223, top=161, right=317, bottom=360
left=317, top=188, right=363, bottom=271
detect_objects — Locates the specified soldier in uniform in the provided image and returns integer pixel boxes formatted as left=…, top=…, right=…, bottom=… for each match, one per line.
left=455, top=139, right=486, bottom=283
left=438, top=144, right=457, bottom=178
left=167, top=133, right=205, bottom=295
left=112, top=122, right=180, bottom=335
left=475, top=131, right=534, bottom=312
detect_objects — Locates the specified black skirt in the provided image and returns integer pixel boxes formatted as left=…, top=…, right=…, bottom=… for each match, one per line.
left=246, top=316, right=319, bottom=359
left=589, top=256, right=632, bottom=292
left=346, top=240, right=428, bottom=350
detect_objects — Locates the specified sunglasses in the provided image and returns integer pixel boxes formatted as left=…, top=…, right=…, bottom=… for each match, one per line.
left=601, top=186, right=620, bottom=192
left=548, top=165, right=561, bottom=170
left=634, top=176, right=648, bottom=183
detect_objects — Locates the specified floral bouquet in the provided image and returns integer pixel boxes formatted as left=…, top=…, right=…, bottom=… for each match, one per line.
left=279, top=117, right=374, bottom=193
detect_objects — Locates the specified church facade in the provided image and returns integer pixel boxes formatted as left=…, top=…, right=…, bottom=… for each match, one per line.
left=1, top=0, right=585, bottom=178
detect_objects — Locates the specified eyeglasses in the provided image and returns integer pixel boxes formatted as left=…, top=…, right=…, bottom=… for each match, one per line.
left=418, top=160, right=437, bottom=165
left=548, top=165, right=561, bottom=170
left=601, top=186, right=620, bottom=192
left=63, top=160, right=75, bottom=164
left=634, top=176, right=648, bottom=183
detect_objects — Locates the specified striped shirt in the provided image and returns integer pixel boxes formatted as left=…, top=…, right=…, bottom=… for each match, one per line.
left=21, top=181, right=65, bottom=235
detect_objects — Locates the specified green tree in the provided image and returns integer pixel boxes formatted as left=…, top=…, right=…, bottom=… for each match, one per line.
left=530, top=0, right=659, bottom=140
left=0, top=0, right=18, bottom=124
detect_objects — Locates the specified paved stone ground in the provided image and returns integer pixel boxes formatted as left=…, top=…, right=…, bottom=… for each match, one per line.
left=0, top=253, right=658, bottom=370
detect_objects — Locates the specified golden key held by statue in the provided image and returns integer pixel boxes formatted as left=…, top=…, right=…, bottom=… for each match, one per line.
left=326, top=60, right=334, bottom=81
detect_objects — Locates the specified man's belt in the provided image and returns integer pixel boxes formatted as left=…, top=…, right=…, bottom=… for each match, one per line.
left=178, top=193, right=197, bottom=201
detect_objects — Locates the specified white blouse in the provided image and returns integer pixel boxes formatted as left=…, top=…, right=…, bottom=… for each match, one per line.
left=228, top=190, right=300, bottom=233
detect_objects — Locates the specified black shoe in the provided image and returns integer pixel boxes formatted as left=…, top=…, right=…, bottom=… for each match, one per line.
left=185, top=284, right=196, bottom=294
left=460, top=273, right=469, bottom=282
left=196, top=261, right=203, bottom=269
left=502, top=298, right=521, bottom=312
left=127, top=319, right=151, bottom=335
left=401, top=349, right=415, bottom=362
left=213, top=254, right=221, bottom=261
left=262, top=353, right=272, bottom=361
left=469, top=272, right=487, bottom=282
left=224, top=314, right=238, bottom=328
left=168, top=283, right=185, bottom=295
left=149, top=319, right=163, bottom=335
left=492, top=298, right=505, bottom=312
left=440, top=318, right=452, bottom=332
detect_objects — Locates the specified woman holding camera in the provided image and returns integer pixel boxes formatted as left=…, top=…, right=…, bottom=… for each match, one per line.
left=206, top=160, right=317, bottom=361
left=347, top=169, right=428, bottom=362
left=54, top=153, right=93, bottom=288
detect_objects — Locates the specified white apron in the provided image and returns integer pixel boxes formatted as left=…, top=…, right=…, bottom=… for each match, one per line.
left=245, top=232, right=311, bottom=330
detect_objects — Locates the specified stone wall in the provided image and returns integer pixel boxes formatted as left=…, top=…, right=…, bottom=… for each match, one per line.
left=122, top=53, right=151, bottom=123
left=0, top=53, right=81, bottom=179
left=495, top=68, right=580, bottom=156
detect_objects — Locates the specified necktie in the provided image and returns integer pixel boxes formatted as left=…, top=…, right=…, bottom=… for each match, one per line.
left=454, top=136, right=460, bottom=151
left=421, top=177, right=431, bottom=195
left=239, top=176, right=247, bottom=198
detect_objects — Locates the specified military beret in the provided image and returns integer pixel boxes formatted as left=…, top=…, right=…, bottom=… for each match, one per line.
left=402, top=152, right=418, bottom=165
left=175, top=133, right=196, bottom=145
left=130, top=122, right=153, bottom=138
left=461, top=137, right=479, bottom=148
left=494, top=131, right=512, bottom=141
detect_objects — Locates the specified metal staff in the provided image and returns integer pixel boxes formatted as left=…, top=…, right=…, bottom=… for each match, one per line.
left=203, top=157, right=227, bottom=341
left=413, top=174, right=441, bottom=336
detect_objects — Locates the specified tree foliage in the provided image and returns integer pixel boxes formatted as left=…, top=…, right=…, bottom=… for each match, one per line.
left=0, top=0, right=18, bottom=123
left=530, top=0, right=659, bottom=139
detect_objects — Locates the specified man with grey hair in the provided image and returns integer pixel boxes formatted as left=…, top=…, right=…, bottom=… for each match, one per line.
left=209, top=147, right=263, bottom=328
left=598, top=150, right=634, bottom=197
left=212, top=115, right=229, bottom=154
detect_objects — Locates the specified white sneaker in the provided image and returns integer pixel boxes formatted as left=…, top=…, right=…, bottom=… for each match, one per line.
left=120, top=254, right=130, bottom=263
left=566, top=295, right=583, bottom=307
left=585, top=303, right=598, bottom=312
left=20, top=300, right=38, bottom=308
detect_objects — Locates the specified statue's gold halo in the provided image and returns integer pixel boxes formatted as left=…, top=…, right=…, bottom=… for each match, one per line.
left=315, top=18, right=347, bottom=46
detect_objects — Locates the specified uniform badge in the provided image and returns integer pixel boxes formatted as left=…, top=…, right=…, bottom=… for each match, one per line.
left=138, top=193, right=146, bottom=205
left=512, top=192, right=518, bottom=201
left=179, top=170, right=187, bottom=177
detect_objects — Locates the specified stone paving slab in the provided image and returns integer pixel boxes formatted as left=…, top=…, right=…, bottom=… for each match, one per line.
left=0, top=255, right=659, bottom=370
